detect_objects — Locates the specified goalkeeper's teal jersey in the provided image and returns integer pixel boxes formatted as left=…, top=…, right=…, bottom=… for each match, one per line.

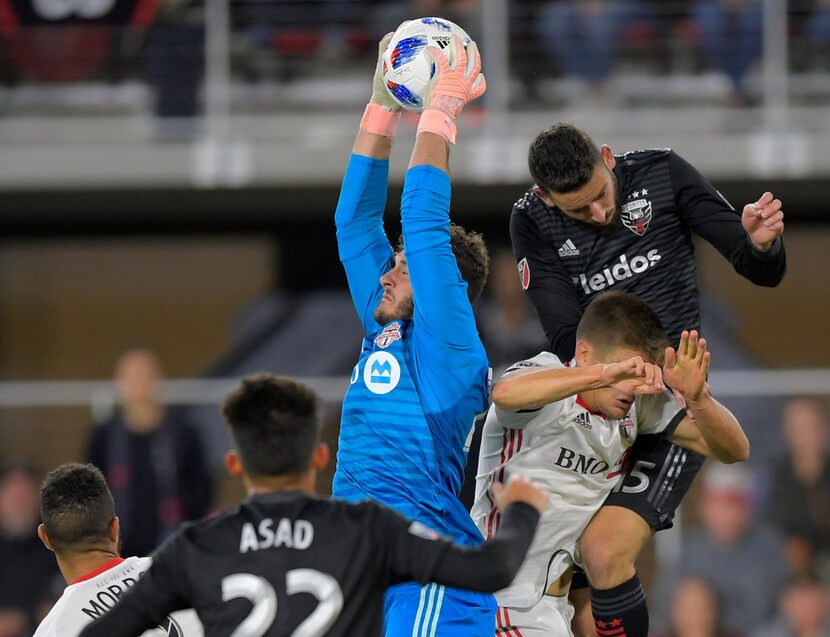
left=332, top=155, right=489, bottom=546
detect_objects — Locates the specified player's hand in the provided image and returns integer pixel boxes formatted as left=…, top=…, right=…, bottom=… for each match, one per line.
left=491, top=474, right=548, bottom=515
left=662, top=330, right=710, bottom=403
left=600, top=357, right=664, bottom=395
left=422, top=34, right=486, bottom=120
left=742, top=191, right=784, bottom=251
left=370, top=33, right=401, bottom=111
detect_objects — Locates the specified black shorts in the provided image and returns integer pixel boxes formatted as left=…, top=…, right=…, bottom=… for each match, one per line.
left=603, top=433, right=705, bottom=532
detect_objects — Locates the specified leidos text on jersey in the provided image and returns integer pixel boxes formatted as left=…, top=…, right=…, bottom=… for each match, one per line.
left=576, top=249, right=661, bottom=294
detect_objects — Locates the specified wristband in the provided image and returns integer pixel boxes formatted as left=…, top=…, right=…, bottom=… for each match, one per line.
left=360, top=102, right=401, bottom=137
left=416, top=108, right=457, bottom=144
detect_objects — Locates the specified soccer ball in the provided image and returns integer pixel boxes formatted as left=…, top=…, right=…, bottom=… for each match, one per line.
left=382, top=17, right=472, bottom=113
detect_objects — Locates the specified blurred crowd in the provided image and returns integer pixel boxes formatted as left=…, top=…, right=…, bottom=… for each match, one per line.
left=2, top=0, right=830, bottom=124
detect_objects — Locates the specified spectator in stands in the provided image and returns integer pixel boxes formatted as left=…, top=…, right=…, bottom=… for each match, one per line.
left=0, top=462, right=60, bottom=636
left=475, top=248, right=548, bottom=374
left=146, top=0, right=203, bottom=135
left=86, top=346, right=213, bottom=557
left=752, top=576, right=830, bottom=637
left=807, top=1, right=830, bottom=53
left=661, top=577, right=734, bottom=637
left=372, top=0, right=482, bottom=43
left=766, top=398, right=830, bottom=580
left=691, top=0, right=764, bottom=105
left=665, top=464, right=789, bottom=636
left=535, top=0, right=642, bottom=94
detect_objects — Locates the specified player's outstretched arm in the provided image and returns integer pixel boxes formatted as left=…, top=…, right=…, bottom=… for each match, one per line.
left=400, top=36, right=488, bottom=356
left=335, top=33, right=400, bottom=333
left=410, top=34, right=486, bottom=167
left=353, top=32, right=400, bottom=160
left=386, top=475, right=545, bottom=592
left=663, top=330, right=750, bottom=463
left=492, top=357, right=663, bottom=412
left=670, top=152, right=785, bottom=287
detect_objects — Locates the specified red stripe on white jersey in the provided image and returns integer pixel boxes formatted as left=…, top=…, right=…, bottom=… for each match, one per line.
left=486, top=428, right=522, bottom=539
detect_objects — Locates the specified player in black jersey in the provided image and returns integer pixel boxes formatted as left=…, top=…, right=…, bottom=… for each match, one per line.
left=79, top=374, right=547, bottom=637
left=509, top=123, right=786, bottom=637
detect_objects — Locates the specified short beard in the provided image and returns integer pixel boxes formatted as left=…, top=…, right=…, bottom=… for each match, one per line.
left=373, top=296, right=414, bottom=325
left=599, top=169, right=623, bottom=234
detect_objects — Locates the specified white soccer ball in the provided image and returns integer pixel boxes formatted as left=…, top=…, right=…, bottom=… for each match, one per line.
left=382, top=17, right=472, bottom=113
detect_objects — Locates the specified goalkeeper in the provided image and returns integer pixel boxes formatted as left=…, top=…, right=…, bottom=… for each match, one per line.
left=332, top=34, right=498, bottom=635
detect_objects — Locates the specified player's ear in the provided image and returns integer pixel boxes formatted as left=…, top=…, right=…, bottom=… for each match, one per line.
left=311, top=442, right=330, bottom=472
left=108, top=516, right=120, bottom=545
left=37, top=524, right=53, bottom=552
left=600, top=145, right=616, bottom=170
left=225, top=450, right=244, bottom=478
left=575, top=339, right=593, bottom=366
left=533, top=185, right=557, bottom=208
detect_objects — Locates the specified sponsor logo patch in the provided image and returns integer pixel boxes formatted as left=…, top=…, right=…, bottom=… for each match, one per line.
left=364, top=351, right=401, bottom=394
left=574, top=249, right=662, bottom=294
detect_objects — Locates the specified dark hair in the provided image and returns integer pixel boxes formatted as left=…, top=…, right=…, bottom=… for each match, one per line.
left=529, top=123, right=603, bottom=195
left=576, top=291, right=670, bottom=363
left=40, top=463, right=115, bottom=554
left=397, top=223, right=490, bottom=303
left=221, top=374, right=321, bottom=478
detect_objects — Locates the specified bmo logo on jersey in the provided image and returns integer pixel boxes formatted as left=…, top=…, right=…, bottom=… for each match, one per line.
left=364, top=352, right=401, bottom=394
left=553, top=446, right=610, bottom=476
left=575, top=249, right=661, bottom=295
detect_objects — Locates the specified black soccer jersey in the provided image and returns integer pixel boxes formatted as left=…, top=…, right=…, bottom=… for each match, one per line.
left=511, top=149, right=787, bottom=359
left=78, top=490, right=539, bottom=637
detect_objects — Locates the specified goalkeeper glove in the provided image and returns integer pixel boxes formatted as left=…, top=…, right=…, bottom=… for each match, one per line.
left=417, top=35, right=486, bottom=144
left=360, top=32, right=401, bottom=138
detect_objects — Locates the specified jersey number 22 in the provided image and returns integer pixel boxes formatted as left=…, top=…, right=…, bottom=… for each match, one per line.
left=221, top=569, right=344, bottom=637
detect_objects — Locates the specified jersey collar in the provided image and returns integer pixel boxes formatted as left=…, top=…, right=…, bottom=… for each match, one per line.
left=576, top=394, right=606, bottom=419
left=70, top=556, right=125, bottom=586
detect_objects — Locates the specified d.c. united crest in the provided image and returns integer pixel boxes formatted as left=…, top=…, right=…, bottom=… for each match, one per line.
left=621, top=197, right=653, bottom=236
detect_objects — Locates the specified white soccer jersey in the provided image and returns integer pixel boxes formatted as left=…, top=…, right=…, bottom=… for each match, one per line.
left=34, top=556, right=203, bottom=637
left=471, top=352, right=684, bottom=609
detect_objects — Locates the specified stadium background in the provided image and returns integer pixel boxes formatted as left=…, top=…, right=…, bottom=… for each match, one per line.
left=0, top=0, right=829, bottom=634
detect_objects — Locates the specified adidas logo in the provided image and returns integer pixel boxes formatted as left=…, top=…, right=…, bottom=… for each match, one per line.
left=558, top=239, right=580, bottom=257
left=575, top=412, right=592, bottom=431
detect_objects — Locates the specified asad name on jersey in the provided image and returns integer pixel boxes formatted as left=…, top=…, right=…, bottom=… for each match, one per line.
left=75, top=491, right=540, bottom=637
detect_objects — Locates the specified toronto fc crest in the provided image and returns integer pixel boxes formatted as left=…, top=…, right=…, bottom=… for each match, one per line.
left=374, top=322, right=402, bottom=349
left=621, top=191, right=653, bottom=236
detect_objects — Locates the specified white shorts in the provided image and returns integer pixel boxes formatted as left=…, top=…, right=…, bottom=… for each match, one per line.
left=496, top=596, right=574, bottom=637
left=483, top=494, right=595, bottom=609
